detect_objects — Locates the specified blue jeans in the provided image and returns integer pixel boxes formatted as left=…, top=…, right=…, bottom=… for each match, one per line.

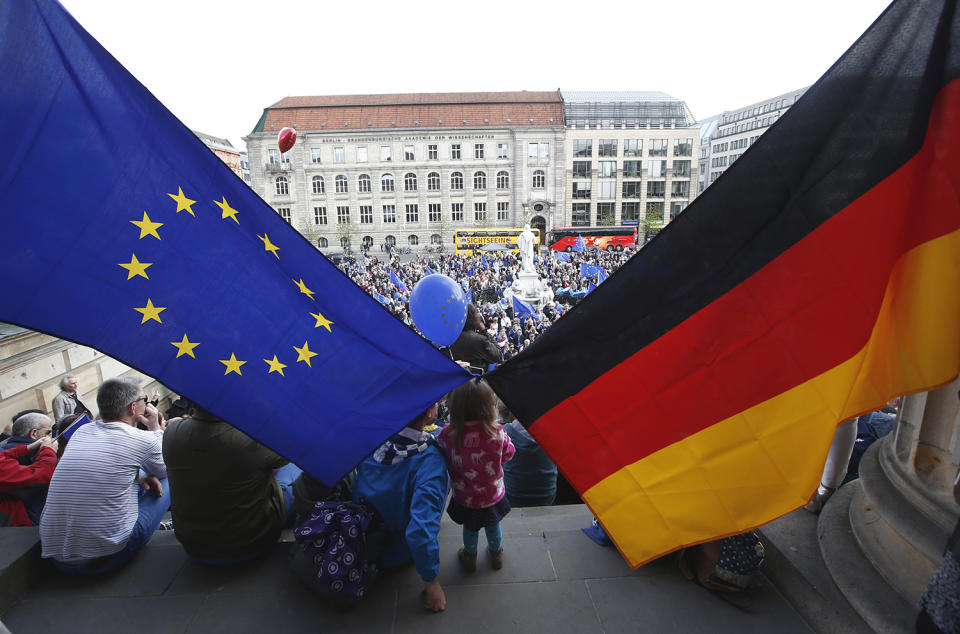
left=274, top=463, right=302, bottom=528
left=52, top=477, right=171, bottom=575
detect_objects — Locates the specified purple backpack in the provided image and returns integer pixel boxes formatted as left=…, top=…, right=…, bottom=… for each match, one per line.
left=290, top=500, right=390, bottom=608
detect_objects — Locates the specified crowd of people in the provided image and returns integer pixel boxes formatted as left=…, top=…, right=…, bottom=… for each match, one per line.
left=333, top=246, right=635, bottom=360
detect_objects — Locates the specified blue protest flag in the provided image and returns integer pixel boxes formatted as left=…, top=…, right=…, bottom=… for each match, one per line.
left=579, top=263, right=603, bottom=279
left=425, top=267, right=437, bottom=275
left=0, top=0, right=468, bottom=486
left=58, top=414, right=92, bottom=442
left=373, top=292, right=391, bottom=305
left=587, top=282, right=598, bottom=295
left=389, top=269, right=408, bottom=292
left=597, top=269, right=609, bottom=284
left=556, top=251, right=571, bottom=262
left=512, top=296, right=540, bottom=321
left=481, top=254, right=489, bottom=268
left=573, top=235, right=586, bottom=253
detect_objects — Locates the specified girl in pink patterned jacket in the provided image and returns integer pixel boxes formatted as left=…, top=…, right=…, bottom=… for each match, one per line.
left=438, top=380, right=515, bottom=572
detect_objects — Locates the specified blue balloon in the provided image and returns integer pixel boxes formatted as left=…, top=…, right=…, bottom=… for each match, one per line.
left=410, top=274, right=468, bottom=347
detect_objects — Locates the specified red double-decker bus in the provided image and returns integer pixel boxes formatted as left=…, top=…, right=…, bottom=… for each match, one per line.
left=548, top=227, right=637, bottom=252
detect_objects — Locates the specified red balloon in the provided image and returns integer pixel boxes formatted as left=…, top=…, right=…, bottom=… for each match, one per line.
left=278, top=127, right=296, bottom=154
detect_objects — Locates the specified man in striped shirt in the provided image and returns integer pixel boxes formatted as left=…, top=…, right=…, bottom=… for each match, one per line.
left=40, top=377, right=168, bottom=574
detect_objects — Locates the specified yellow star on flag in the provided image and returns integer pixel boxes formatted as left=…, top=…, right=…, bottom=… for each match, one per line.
left=293, top=341, right=318, bottom=367
left=214, top=197, right=239, bottom=224
left=220, top=353, right=246, bottom=376
left=264, top=355, right=287, bottom=376
left=170, top=334, right=200, bottom=359
left=130, top=211, right=163, bottom=240
left=310, top=311, right=334, bottom=332
left=134, top=299, right=166, bottom=324
left=258, top=233, right=280, bottom=259
left=118, top=254, right=153, bottom=280
left=293, top=278, right=315, bottom=300
left=168, top=187, right=196, bottom=216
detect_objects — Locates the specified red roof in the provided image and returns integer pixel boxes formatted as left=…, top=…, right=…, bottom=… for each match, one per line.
left=256, top=91, right=564, bottom=132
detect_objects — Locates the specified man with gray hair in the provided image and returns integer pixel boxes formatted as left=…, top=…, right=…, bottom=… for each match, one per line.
left=40, top=377, right=168, bottom=574
left=51, top=374, right=92, bottom=424
left=0, top=412, right=54, bottom=455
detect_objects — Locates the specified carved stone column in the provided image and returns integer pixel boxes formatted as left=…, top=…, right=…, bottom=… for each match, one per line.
left=819, top=375, right=960, bottom=632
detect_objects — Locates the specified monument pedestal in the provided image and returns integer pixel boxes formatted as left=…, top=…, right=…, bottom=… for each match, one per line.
left=517, top=270, right=542, bottom=305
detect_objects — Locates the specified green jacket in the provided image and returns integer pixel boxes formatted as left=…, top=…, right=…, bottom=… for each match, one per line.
left=162, top=414, right=287, bottom=559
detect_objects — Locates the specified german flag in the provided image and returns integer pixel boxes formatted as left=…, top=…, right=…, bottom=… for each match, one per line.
left=486, top=0, right=960, bottom=567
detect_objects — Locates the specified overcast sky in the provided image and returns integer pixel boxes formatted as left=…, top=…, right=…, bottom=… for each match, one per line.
left=60, top=0, right=892, bottom=150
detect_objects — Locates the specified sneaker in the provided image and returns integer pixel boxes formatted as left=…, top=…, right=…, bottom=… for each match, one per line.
left=489, top=548, right=503, bottom=570
left=458, top=547, right=477, bottom=572
left=158, top=519, right=174, bottom=531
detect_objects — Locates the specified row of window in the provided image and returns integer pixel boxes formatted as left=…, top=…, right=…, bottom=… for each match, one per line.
left=315, top=234, right=444, bottom=249
left=721, top=95, right=798, bottom=125
left=573, top=181, right=690, bottom=199
left=270, top=142, right=517, bottom=166
left=569, top=201, right=689, bottom=226
left=293, top=202, right=514, bottom=226
left=276, top=171, right=546, bottom=197
left=572, top=159, right=691, bottom=179
left=572, top=138, right=692, bottom=158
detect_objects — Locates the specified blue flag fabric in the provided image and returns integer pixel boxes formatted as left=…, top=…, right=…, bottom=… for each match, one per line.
left=425, top=267, right=437, bottom=275
left=597, top=269, right=609, bottom=284
left=580, top=263, right=603, bottom=279
left=573, top=235, right=586, bottom=253
left=556, top=251, right=571, bottom=262
left=512, top=296, right=540, bottom=321
left=389, top=269, right=408, bottom=292
left=587, top=282, right=598, bottom=295
left=481, top=254, right=489, bottom=268
left=0, top=0, right=468, bottom=486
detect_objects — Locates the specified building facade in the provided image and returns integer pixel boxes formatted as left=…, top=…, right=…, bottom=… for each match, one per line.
left=698, top=87, right=808, bottom=193
left=560, top=92, right=699, bottom=237
left=193, top=130, right=242, bottom=180
left=244, top=92, right=566, bottom=251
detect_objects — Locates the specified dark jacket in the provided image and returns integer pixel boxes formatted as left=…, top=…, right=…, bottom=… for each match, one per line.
left=450, top=329, right=502, bottom=372
left=162, top=414, right=287, bottom=559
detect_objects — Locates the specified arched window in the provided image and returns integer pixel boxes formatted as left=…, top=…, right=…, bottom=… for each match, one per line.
left=473, top=171, right=486, bottom=190
left=335, top=175, right=348, bottom=193
left=362, top=235, right=373, bottom=248
left=408, top=234, right=419, bottom=246
left=340, top=236, right=351, bottom=249
left=427, top=172, right=440, bottom=191
left=430, top=233, right=442, bottom=245
left=496, top=171, right=509, bottom=189
left=385, top=235, right=396, bottom=246
left=381, top=174, right=394, bottom=192
left=318, top=237, right=328, bottom=248
left=311, top=175, right=324, bottom=194
left=358, top=174, right=371, bottom=193
left=275, top=176, right=288, bottom=196
left=532, top=170, right=545, bottom=189
left=450, top=172, right=463, bottom=190
left=404, top=172, right=417, bottom=191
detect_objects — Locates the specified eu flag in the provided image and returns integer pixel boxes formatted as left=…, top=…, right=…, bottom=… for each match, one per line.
left=572, top=235, right=586, bottom=253
left=556, top=252, right=571, bottom=262
left=0, top=0, right=468, bottom=486
left=389, top=269, right=408, bottom=292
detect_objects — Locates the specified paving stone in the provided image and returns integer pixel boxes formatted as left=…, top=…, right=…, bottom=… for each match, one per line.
left=3, top=594, right=205, bottom=634
left=545, top=529, right=640, bottom=580
left=393, top=580, right=603, bottom=634
left=436, top=532, right=555, bottom=586
left=587, top=573, right=813, bottom=633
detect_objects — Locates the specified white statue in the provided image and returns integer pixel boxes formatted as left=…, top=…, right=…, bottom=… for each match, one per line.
left=517, top=223, right=536, bottom=273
